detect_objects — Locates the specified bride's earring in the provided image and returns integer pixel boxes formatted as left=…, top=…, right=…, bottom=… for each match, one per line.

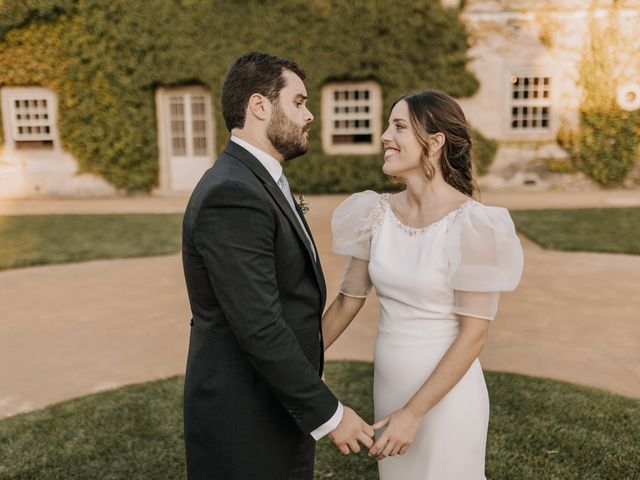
left=420, top=151, right=435, bottom=181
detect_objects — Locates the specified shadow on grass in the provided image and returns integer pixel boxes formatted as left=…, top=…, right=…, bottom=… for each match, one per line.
left=0, top=362, right=638, bottom=479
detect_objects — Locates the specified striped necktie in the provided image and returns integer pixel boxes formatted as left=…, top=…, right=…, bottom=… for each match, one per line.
left=277, top=173, right=316, bottom=261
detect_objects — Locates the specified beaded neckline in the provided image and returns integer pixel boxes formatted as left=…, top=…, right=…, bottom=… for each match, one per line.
left=382, top=194, right=478, bottom=236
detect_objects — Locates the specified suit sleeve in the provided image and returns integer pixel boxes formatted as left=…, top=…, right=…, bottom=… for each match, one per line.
left=191, top=181, right=339, bottom=435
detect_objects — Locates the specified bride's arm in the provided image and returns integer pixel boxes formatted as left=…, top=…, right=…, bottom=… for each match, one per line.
left=322, top=256, right=372, bottom=350
left=322, top=293, right=366, bottom=350
left=369, top=314, right=490, bottom=460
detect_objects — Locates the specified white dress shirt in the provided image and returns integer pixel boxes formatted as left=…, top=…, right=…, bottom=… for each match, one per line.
left=229, top=135, right=343, bottom=440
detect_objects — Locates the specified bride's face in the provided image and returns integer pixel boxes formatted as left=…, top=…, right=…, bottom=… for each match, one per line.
left=380, top=100, right=422, bottom=177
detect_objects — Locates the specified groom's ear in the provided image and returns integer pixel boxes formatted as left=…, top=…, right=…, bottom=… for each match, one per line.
left=247, top=93, right=270, bottom=122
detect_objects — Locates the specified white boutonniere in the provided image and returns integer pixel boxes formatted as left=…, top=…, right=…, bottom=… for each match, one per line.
left=298, top=194, right=311, bottom=215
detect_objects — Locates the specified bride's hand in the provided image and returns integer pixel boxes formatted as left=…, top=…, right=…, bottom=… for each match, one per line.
left=369, top=408, right=422, bottom=461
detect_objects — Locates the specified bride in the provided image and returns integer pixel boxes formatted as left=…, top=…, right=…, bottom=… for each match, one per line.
left=322, top=90, right=523, bottom=479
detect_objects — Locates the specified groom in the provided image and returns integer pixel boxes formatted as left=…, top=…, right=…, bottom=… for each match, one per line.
left=182, top=52, right=375, bottom=480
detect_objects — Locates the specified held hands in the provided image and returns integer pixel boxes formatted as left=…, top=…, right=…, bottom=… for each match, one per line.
left=328, top=406, right=375, bottom=455
left=369, top=407, right=423, bottom=461
left=327, top=405, right=422, bottom=460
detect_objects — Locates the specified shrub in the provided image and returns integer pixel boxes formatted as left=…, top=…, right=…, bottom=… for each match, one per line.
left=557, top=7, right=640, bottom=187
left=471, top=128, right=498, bottom=177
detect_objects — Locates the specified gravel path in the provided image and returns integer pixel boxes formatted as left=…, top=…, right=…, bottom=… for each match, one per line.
left=1, top=191, right=639, bottom=419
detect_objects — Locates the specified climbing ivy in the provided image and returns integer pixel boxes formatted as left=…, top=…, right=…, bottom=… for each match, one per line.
left=0, top=0, right=494, bottom=192
left=557, top=6, right=640, bottom=186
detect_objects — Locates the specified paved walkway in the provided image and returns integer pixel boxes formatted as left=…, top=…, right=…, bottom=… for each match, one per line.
left=1, top=190, right=639, bottom=419
left=2, top=189, right=639, bottom=215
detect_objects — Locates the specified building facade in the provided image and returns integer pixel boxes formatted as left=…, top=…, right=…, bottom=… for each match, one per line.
left=457, top=0, right=640, bottom=188
left=0, top=0, right=639, bottom=198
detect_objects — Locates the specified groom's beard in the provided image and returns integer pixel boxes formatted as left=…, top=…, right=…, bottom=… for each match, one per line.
left=267, top=103, right=309, bottom=161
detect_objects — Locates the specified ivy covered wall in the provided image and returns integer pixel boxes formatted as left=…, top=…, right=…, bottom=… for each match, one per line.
left=0, top=0, right=487, bottom=193
left=557, top=7, right=640, bottom=187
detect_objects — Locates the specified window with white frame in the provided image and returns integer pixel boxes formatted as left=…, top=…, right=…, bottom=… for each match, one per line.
left=167, top=93, right=210, bottom=157
left=321, top=81, right=382, bottom=155
left=509, top=74, right=551, bottom=132
left=169, top=95, right=187, bottom=156
left=1, top=87, right=58, bottom=150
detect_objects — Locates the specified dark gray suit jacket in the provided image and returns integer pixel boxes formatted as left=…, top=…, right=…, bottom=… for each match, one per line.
left=182, top=141, right=338, bottom=480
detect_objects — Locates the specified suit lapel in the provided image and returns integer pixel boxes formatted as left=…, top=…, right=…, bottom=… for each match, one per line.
left=223, top=142, right=324, bottom=294
left=294, top=201, right=327, bottom=306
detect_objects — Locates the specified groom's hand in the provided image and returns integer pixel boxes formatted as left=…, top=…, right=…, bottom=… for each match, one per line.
left=327, top=406, right=375, bottom=455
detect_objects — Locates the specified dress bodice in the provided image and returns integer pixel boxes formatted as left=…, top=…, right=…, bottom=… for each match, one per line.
left=332, top=191, right=524, bottom=329
left=369, top=195, right=480, bottom=343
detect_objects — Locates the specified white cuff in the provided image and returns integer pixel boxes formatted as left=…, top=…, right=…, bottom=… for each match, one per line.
left=310, top=402, right=344, bottom=441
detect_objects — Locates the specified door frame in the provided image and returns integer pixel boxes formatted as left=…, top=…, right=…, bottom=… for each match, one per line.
left=155, top=85, right=215, bottom=193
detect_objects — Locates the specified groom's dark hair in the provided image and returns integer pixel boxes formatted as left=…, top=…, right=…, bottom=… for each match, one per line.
left=221, top=52, right=305, bottom=131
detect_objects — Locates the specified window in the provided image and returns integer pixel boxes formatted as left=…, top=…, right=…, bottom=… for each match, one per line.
left=617, top=83, right=640, bottom=111
left=509, top=74, right=552, bottom=133
left=190, top=95, right=209, bottom=155
left=169, top=96, right=187, bottom=156
left=167, top=94, right=210, bottom=157
left=321, top=81, right=382, bottom=155
left=0, top=87, right=58, bottom=150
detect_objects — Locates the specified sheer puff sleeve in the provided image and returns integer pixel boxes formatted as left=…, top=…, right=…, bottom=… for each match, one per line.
left=331, top=190, right=380, bottom=298
left=446, top=205, right=524, bottom=320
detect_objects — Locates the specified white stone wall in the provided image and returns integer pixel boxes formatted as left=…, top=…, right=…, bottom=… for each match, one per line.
left=456, top=0, right=640, bottom=187
left=0, top=148, right=116, bottom=199
left=0, top=86, right=117, bottom=199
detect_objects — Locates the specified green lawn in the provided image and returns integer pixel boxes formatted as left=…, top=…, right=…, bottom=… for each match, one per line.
left=0, top=207, right=638, bottom=272
left=511, top=207, right=640, bottom=255
left=0, top=362, right=638, bottom=480
left=0, top=214, right=183, bottom=270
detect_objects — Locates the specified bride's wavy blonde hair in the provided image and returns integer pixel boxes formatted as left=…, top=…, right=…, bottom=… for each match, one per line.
left=388, top=90, right=477, bottom=197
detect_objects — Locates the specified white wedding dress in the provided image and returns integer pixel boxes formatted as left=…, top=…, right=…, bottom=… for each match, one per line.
left=332, top=191, right=523, bottom=480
